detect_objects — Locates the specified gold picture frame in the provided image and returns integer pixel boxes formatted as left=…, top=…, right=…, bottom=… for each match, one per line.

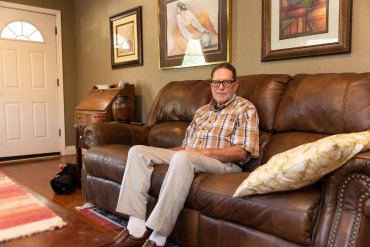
left=262, top=0, right=352, bottom=61
left=158, top=0, right=231, bottom=69
left=110, top=6, right=143, bottom=68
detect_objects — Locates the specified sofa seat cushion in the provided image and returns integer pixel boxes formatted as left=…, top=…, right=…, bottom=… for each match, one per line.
left=84, top=144, right=130, bottom=183
left=149, top=164, right=212, bottom=210
left=196, top=173, right=321, bottom=245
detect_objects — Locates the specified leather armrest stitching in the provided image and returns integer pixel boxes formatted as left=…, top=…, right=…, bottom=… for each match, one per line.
left=327, top=174, right=370, bottom=247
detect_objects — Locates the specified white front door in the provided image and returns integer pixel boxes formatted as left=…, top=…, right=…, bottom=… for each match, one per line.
left=0, top=4, right=62, bottom=158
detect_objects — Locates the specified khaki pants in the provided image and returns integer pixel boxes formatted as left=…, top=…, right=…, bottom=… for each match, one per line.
left=115, top=145, right=241, bottom=236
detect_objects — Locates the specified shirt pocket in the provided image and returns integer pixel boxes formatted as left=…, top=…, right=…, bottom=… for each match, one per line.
left=211, top=113, right=237, bottom=139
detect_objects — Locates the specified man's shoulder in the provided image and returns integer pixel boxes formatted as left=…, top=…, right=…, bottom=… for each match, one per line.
left=234, top=96, right=256, bottom=109
left=195, top=104, right=210, bottom=113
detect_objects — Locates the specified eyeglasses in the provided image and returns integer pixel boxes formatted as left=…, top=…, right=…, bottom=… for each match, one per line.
left=210, top=80, right=236, bottom=87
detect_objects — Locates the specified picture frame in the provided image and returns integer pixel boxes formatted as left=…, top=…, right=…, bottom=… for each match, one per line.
left=110, top=6, right=143, bottom=68
left=262, top=0, right=352, bottom=61
left=158, top=0, right=231, bottom=69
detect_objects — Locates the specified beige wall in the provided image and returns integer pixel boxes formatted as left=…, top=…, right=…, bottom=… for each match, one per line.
left=3, top=0, right=370, bottom=146
left=75, top=0, right=370, bottom=126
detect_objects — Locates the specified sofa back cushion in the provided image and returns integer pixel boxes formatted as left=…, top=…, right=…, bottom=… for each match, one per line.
left=260, top=73, right=370, bottom=164
left=275, top=73, right=370, bottom=134
left=145, top=80, right=212, bottom=149
left=237, top=74, right=291, bottom=132
left=146, top=80, right=212, bottom=127
left=147, top=121, right=189, bottom=148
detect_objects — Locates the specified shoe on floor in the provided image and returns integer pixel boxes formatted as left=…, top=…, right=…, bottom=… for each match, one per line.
left=112, top=227, right=150, bottom=247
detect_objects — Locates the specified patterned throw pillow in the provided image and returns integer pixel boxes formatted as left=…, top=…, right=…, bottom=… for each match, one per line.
left=233, top=131, right=370, bottom=197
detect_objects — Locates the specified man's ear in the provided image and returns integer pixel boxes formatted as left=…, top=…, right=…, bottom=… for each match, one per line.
left=234, top=80, right=239, bottom=91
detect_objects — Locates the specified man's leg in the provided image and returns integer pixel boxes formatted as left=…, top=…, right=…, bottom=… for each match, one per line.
left=114, top=145, right=175, bottom=243
left=116, top=145, right=175, bottom=218
left=146, top=150, right=241, bottom=238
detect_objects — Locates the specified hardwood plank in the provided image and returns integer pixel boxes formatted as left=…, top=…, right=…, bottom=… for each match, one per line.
left=0, top=155, right=117, bottom=247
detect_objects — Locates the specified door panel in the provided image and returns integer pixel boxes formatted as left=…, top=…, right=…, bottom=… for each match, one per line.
left=30, top=51, right=46, bottom=87
left=2, top=49, right=18, bottom=86
left=33, top=102, right=47, bottom=138
left=0, top=6, right=60, bottom=158
left=5, top=102, right=21, bottom=140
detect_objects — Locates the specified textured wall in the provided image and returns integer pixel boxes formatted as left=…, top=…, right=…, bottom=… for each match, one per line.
left=3, top=0, right=370, bottom=146
left=74, top=0, right=370, bottom=125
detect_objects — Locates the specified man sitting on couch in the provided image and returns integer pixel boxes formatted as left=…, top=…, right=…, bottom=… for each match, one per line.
left=114, top=63, right=260, bottom=247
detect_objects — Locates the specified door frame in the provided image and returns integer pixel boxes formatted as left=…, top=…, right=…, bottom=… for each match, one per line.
left=0, top=1, right=66, bottom=155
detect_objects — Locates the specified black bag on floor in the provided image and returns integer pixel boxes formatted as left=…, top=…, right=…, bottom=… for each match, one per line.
left=50, top=163, right=78, bottom=195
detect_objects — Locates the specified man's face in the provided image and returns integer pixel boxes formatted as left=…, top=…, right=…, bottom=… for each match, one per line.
left=211, top=68, right=239, bottom=105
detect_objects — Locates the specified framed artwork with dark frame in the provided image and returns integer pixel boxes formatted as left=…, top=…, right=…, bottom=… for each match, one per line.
left=262, top=0, right=352, bottom=61
left=110, top=6, right=143, bottom=68
left=158, top=0, right=231, bottom=69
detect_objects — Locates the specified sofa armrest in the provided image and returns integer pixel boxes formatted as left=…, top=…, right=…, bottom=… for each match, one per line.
left=84, top=122, right=150, bottom=148
left=313, top=151, right=370, bottom=246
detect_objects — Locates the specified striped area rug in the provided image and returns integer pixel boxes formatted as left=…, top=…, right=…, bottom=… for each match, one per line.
left=0, top=172, right=66, bottom=242
left=76, top=203, right=180, bottom=247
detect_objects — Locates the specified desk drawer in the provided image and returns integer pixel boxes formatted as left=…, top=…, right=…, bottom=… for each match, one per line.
left=75, top=112, right=108, bottom=124
left=75, top=113, right=89, bottom=124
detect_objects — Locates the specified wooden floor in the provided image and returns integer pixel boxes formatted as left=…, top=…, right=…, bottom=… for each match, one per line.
left=0, top=155, right=117, bottom=247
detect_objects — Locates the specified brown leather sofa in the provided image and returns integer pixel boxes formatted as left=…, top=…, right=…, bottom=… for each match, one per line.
left=82, top=73, right=370, bottom=247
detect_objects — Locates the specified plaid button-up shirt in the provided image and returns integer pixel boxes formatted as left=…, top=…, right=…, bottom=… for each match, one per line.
left=182, top=94, right=259, bottom=165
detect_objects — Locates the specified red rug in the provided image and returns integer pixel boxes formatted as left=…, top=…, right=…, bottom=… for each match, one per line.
left=0, top=172, right=66, bottom=242
left=76, top=203, right=180, bottom=247
left=76, top=203, right=127, bottom=232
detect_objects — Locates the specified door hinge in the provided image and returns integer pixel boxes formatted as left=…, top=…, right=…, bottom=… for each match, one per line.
left=57, top=79, right=59, bottom=87
left=59, top=129, right=61, bottom=137
left=55, top=27, right=57, bottom=35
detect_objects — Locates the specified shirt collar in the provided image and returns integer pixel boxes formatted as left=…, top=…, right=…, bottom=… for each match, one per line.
left=209, top=94, right=237, bottom=111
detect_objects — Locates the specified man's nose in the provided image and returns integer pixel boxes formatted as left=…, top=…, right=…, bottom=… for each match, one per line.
left=218, top=83, right=225, bottom=89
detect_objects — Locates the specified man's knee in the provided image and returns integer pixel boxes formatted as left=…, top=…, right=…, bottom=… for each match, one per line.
left=128, top=145, right=147, bottom=156
left=171, top=150, right=188, bottom=160
left=170, top=150, right=193, bottom=171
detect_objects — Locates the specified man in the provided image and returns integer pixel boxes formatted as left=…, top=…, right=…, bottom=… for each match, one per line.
left=114, top=63, right=259, bottom=247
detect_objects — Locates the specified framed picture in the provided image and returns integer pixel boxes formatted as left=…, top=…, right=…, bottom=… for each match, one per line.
left=110, top=6, right=143, bottom=68
left=158, top=0, right=231, bottom=69
left=262, top=0, right=352, bottom=61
